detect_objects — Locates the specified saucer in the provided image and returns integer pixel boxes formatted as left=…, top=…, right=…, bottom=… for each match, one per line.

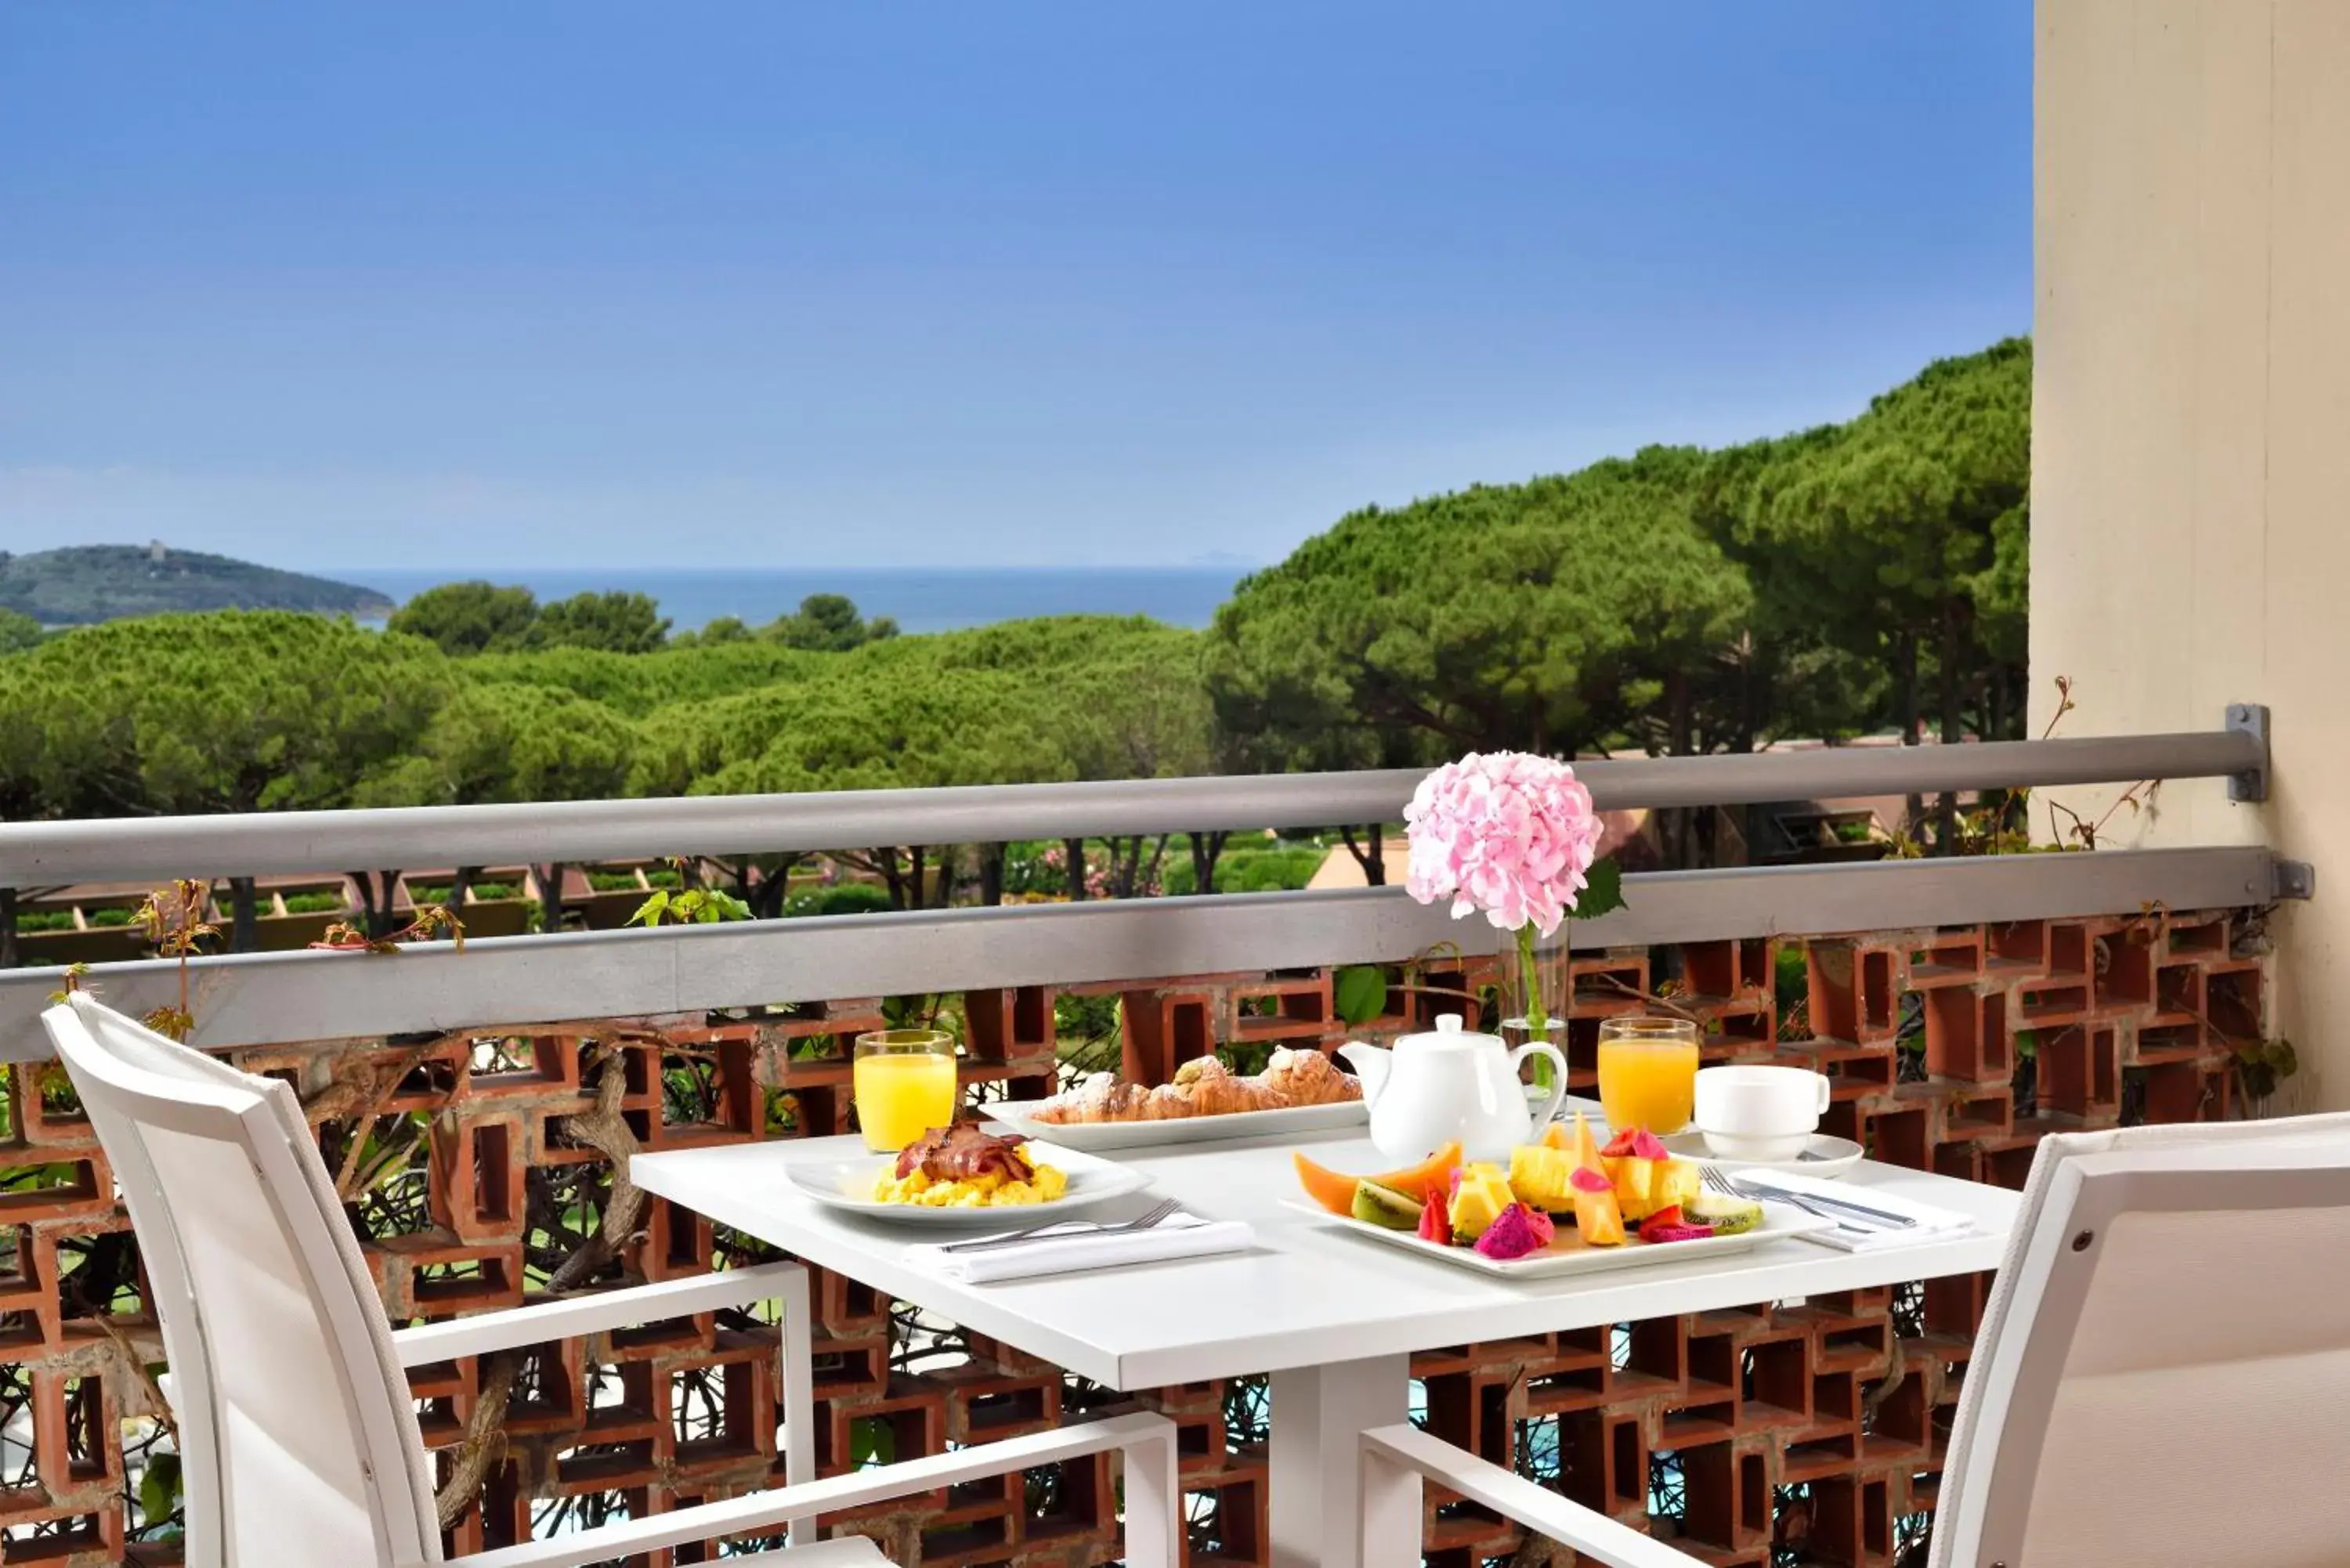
left=1660, top=1131, right=1865, bottom=1180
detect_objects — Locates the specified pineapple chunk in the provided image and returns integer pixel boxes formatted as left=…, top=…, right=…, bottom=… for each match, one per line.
left=1449, top=1164, right=1516, bottom=1242
left=1611, top=1154, right=1701, bottom=1222
left=1508, top=1145, right=1577, bottom=1212
left=1612, top=1155, right=1661, bottom=1220
left=1656, top=1158, right=1701, bottom=1215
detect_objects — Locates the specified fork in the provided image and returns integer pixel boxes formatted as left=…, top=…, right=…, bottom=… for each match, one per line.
left=937, top=1196, right=1184, bottom=1255
left=1701, top=1166, right=1883, bottom=1234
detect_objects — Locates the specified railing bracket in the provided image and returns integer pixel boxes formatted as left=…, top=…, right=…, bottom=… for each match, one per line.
left=2273, top=858, right=2316, bottom=901
left=2226, top=703, right=2271, bottom=803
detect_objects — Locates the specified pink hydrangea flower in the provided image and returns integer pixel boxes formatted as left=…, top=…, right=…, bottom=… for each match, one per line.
left=1402, top=751, right=1603, bottom=938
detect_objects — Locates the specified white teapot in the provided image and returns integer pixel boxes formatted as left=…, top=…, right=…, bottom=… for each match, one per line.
left=1339, top=1013, right=1568, bottom=1164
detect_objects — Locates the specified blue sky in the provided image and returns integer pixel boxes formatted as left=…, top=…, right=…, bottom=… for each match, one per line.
left=0, top=3, right=2031, bottom=573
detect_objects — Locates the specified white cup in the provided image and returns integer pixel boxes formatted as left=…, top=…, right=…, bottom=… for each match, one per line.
left=1693, top=1065, right=1831, bottom=1162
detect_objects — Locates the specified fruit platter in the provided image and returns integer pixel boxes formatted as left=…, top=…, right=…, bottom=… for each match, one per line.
left=1287, top=1114, right=1831, bottom=1278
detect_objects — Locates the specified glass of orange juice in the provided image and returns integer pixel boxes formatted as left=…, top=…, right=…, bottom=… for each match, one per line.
left=1596, top=1017, right=1700, bottom=1135
left=853, top=1029, right=960, bottom=1152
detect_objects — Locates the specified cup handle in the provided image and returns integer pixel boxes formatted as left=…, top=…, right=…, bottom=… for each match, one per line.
left=1815, top=1073, right=1833, bottom=1115
left=1512, top=1042, right=1571, bottom=1129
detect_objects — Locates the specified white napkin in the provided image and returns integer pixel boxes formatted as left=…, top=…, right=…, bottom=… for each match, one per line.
left=903, top=1212, right=1256, bottom=1284
left=1735, top=1172, right=1976, bottom=1252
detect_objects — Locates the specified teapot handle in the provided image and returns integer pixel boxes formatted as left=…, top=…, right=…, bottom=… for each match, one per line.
left=1509, top=1042, right=1571, bottom=1130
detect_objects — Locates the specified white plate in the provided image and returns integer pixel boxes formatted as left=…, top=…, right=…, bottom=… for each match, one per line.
left=984, top=1097, right=1368, bottom=1151
left=785, top=1141, right=1152, bottom=1229
left=1286, top=1198, right=1834, bottom=1279
left=1659, top=1132, right=1866, bottom=1180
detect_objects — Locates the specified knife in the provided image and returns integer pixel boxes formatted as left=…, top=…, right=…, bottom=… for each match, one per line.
left=1737, top=1180, right=1917, bottom=1228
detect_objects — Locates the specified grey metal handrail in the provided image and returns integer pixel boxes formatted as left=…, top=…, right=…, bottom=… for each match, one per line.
left=0, top=844, right=2283, bottom=1060
left=0, top=723, right=2265, bottom=885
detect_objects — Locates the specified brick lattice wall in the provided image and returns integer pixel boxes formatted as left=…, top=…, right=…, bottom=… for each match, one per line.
left=0, top=909, right=2264, bottom=1566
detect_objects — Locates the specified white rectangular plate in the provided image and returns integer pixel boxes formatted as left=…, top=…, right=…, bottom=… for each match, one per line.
left=786, top=1141, right=1152, bottom=1230
left=984, top=1097, right=1368, bottom=1151
left=1284, top=1199, right=1834, bottom=1279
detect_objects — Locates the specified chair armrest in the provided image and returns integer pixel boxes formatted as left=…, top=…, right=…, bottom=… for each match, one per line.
left=391, top=1260, right=806, bottom=1368
left=425, top=1410, right=1180, bottom=1568
left=1361, top=1424, right=1704, bottom=1568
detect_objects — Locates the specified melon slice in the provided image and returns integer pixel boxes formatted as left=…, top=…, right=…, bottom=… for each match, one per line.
left=1370, top=1143, right=1463, bottom=1204
left=1568, top=1165, right=1625, bottom=1245
left=1292, top=1152, right=1361, bottom=1216
left=1571, top=1111, right=1605, bottom=1173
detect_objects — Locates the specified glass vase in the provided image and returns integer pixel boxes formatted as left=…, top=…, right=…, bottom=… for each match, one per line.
left=1495, top=923, right=1569, bottom=1086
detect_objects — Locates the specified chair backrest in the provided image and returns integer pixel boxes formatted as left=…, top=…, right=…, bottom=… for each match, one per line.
left=44, top=995, right=439, bottom=1566
left=1933, top=1109, right=2350, bottom=1568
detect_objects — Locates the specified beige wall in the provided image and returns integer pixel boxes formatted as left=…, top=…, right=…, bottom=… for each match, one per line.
left=2034, top=0, right=2350, bottom=1108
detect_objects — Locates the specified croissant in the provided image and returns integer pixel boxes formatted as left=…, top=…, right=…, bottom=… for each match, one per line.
left=1029, top=1047, right=1362, bottom=1125
left=1185, top=1067, right=1266, bottom=1117
left=1140, top=1083, right=1197, bottom=1120
left=1032, top=1072, right=1149, bottom=1125
left=1261, top=1046, right=1362, bottom=1108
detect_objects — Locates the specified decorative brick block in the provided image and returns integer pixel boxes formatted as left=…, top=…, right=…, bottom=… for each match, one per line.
left=0, top=906, right=2269, bottom=1566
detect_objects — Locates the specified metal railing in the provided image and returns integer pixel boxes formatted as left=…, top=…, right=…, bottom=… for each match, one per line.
left=0, top=718, right=2290, bottom=1060
left=0, top=723, right=2268, bottom=884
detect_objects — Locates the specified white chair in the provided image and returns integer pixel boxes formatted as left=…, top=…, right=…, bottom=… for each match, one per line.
left=1361, top=1111, right=2350, bottom=1568
left=44, top=994, right=1180, bottom=1568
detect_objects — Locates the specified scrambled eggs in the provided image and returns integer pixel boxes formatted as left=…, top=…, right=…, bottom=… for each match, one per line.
left=871, top=1164, right=1070, bottom=1208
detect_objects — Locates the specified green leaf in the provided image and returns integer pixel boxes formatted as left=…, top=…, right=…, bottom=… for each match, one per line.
left=1333, top=965, right=1388, bottom=1026
left=626, top=891, right=670, bottom=927
left=848, top=1415, right=897, bottom=1470
left=2013, top=1028, right=2039, bottom=1060
left=1573, top=857, right=1626, bottom=921
left=139, top=1451, right=183, bottom=1526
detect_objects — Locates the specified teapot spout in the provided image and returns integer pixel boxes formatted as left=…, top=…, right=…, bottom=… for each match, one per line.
left=1336, top=1041, right=1392, bottom=1106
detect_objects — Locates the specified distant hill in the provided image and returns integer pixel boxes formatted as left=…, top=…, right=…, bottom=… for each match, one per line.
left=0, top=545, right=396, bottom=625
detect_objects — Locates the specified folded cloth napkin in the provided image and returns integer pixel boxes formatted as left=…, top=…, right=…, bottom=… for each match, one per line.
left=904, top=1212, right=1256, bottom=1284
left=1736, top=1172, right=1976, bottom=1253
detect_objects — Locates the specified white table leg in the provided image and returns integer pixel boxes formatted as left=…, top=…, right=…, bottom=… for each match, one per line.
left=1269, top=1354, right=1414, bottom=1568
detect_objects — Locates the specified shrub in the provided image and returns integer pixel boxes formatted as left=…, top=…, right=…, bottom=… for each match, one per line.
left=787, top=882, right=895, bottom=918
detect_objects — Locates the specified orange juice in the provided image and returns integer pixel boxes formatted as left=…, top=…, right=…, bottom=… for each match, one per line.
left=853, top=1041, right=959, bottom=1151
left=1596, top=1020, right=1699, bottom=1134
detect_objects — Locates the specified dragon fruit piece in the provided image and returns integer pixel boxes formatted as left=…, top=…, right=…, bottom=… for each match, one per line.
left=1629, top=1129, right=1672, bottom=1162
left=1569, top=1164, right=1614, bottom=1194
left=1473, top=1203, right=1554, bottom=1261
left=1640, top=1222, right=1716, bottom=1245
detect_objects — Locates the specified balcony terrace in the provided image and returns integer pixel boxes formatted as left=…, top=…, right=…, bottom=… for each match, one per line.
left=0, top=722, right=2299, bottom=1566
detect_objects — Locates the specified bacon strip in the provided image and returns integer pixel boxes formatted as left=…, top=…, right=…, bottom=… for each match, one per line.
left=893, top=1122, right=1036, bottom=1183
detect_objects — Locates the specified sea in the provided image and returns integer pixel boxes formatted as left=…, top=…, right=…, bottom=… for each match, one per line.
left=343, top=566, right=1249, bottom=635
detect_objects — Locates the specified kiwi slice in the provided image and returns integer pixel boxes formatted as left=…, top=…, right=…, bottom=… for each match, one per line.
left=1687, top=1192, right=1762, bottom=1237
left=1351, top=1179, right=1426, bottom=1231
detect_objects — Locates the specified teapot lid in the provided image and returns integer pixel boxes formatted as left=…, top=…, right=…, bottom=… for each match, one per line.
left=1397, top=1013, right=1502, bottom=1051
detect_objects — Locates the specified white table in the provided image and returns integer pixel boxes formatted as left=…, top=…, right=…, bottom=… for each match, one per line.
left=632, top=1122, right=2017, bottom=1568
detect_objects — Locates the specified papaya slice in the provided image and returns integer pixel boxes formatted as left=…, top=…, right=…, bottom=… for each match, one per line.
left=1370, top=1142, right=1463, bottom=1203
left=1572, top=1111, right=1606, bottom=1174
left=1293, top=1143, right=1463, bottom=1214
left=1292, top=1151, right=1362, bottom=1216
